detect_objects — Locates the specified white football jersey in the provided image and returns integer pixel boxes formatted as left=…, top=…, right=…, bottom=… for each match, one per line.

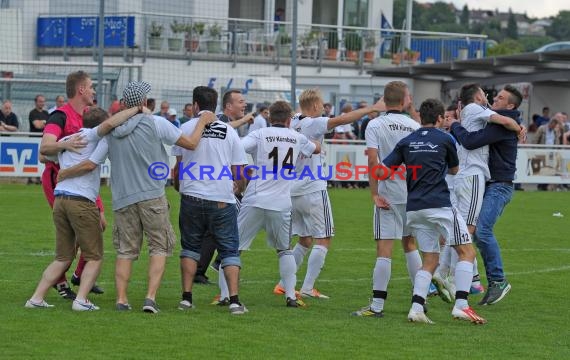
left=456, top=103, right=496, bottom=180
left=290, top=115, right=330, bottom=196
left=365, top=112, right=420, bottom=205
left=241, top=125, right=316, bottom=211
left=172, top=118, right=247, bottom=203
left=55, top=127, right=106, bottom=202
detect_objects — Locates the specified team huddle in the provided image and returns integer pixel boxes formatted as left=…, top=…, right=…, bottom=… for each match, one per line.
left=24, top=71, right=524, bottom=324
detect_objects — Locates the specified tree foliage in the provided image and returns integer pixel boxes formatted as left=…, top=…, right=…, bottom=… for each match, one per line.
left=547, top=10, right=570, bottom=40
left=460, top=5, right=470, bottom=31
left=507, top=8, right=518, bottom=40
left=487, top=39, right=523, bottom=56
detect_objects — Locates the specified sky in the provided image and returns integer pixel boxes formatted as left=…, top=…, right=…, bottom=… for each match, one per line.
left=422, top=0, right=569, bottom=18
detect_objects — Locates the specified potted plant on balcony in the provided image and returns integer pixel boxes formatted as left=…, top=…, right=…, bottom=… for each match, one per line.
left=168, top=20, right=186, bottom=52
left=326, top=31, right=338, bottom=60
left=363, top=32, right=377, bottom=63
left=186, top=22, right=205, bottom=52
left=206, top=23, right=223, bottom=53
left=277, top=31, right=291, bottom=58
left=345, top=32, right=362, bottom=61
left=148, top=21, right=164, bottom=51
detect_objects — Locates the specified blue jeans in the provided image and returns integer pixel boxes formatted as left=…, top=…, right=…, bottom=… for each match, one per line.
left=474, top=182, right=514, bottom=283
left=179, top=195, right=241, bottom=268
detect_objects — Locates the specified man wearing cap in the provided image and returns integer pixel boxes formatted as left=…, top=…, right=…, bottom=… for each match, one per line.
left=58, top=81, right=216, bottom=313
left=167, top=108, right=181, bottom=128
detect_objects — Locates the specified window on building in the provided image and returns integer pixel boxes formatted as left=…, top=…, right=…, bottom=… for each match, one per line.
left=343, top=0, right=368, bottom=27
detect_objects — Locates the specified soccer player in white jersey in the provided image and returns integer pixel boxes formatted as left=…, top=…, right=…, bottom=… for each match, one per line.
left=452, top=83, right=523, bottom=294
left=351, top=81, right=424, bottom=317
left=273, top=88, right=385, bottom=299
left=237, top=101, right=319, bottom=307
left=382, top=98, right=486, bottom=324
left=172, top=86, right=248, bottom=315
left=25, top=105, right=141, bottom=311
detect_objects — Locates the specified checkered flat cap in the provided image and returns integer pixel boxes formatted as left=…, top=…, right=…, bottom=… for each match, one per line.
left=122, top=81, right=151, bottom=108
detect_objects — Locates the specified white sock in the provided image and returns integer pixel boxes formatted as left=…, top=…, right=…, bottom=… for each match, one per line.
left=411, top=269, right=432, bottom=312
left=292, top=243, right=309, bottom=269
left=438, top=245, right=451, bottom=277
left=371, top=257, right=391, bottom=312
left=450, top=247, right=459, bottom=274
left=472, top=257, right=481, bottom=285
left=279, top=251, right=297, bottom=300
left=405, top=250, right=422, bottom=286
left=219, top=267, right=229, bottom=300
left=454, top=260, right=473, bottom=309
left=301, top=245, right=328, bottom=292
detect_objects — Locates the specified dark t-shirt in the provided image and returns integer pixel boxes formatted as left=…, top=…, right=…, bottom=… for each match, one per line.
left=28, top=108, right=49, bottom=133
left=0, top=111, right=19, bottom=128
left=383, top=127, right=458, bottom=212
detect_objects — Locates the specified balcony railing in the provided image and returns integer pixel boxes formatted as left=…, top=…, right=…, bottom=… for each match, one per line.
left=36, top=12, right=488, bottom=70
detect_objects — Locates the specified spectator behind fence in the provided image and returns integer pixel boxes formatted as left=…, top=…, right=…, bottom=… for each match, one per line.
left=534, top=106, right=550, bottom=128
left=29, top=95, right=49, bottom=133
left=48, top=95, right=65, bottom=114
left=0, top=100, right=19, bottom=132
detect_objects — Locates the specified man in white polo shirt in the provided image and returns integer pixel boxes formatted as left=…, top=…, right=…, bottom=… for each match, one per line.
left=25, top=105, right=140, bottom=311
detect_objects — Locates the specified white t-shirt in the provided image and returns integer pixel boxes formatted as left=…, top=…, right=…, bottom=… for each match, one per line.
left=241, top=126, right=316, bottom=211
left=290, top=115, right=330, bottom=196
left=365, top=112, right=420, bottom=204
left=247, top=114, right=268, bottom=134
left=456, top=103, right=496, bottom=180
left=55, top=127, right=107, bottom=202
left=171, top=118, right=247, bottom=203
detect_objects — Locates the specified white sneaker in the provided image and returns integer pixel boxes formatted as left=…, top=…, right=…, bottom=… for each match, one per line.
left=407, top=308, right=435, bottom=324
left=72, top=299, right=100, bottom=311
left=25, top=299, right=54, bottom=309
left=178, top=300, right=194, bottom=311
left=229, top=303, right=248, bottom=315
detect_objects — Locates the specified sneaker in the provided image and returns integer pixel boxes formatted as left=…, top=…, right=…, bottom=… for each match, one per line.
left=142, top=298, right=160, bottom=313
left=193, top=274, right=211, bottom=285
left=300, top=288, right=330, bottom=299
left=470, top=283, right=485, bottom=295
left=72, top=299, right=100, bottom=311
left=432, top=274, right=453, bottom=303
left=286, top=297, right=307, bottom=308
left=210, top=295, right=230, bottom=306
left=70, top=275, right=105, bottom=294
left=229, top=303, right=248, bottom=315
left=54, top=282, right=76, bottom=300
left=178, top=300, right=194, bottom=311
left=479, top=280, right=511, bottom=305
left=407, top=308, right=434, bottom=324
left=25, top=299, right=54, bottom=309
left=452, top=306, right=487, bottom=324
left=116, top=303, right=132, bottom=311
left=351, top=305, right=383, bottom=317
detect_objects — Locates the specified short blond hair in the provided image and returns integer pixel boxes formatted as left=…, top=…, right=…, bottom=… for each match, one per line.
left=383, top=81, right=408, bottom=107
left=299, top=88, right=323, bottom=112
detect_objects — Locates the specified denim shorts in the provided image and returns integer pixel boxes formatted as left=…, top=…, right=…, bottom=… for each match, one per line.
left=179, top=194, right=240, bottom=268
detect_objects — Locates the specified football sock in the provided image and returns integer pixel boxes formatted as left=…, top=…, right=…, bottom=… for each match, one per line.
left=278, top=251, right=297, bottom=300
left=292, top=243, right=309, bottom=269
left=454, top=260, right=473, bottom=309
left=219, top=268, right=229, bottom=300
left=301, top=245, right=327, bottom=292
left=472, top=258, right=481, bottom=286
left=405, top=250, right=422, bottom=286
left=371, top=257, right=391, bottom=312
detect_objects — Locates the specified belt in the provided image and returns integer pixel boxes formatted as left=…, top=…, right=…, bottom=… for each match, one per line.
left=181, top=194, right=216, bottom=203
left=55, top=194, right=94, bottom=203
left=486, top=181, right=513, bottom=185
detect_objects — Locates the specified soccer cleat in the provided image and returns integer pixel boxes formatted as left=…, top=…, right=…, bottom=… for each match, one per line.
left=210, top=295, right=230, bottom=306
left=427, top=282, right=438, bottom=297
left=479, top=280, right=511, bottom=305
left=286, top=297, right=307, bottom=308
left=229, top=303, right=248, bottom=315
left=273, top=283, right=301, bottom=299
left=470, top=283, right=485, bottom=295
left=351, top=305, right=384, bottom=317
left=300, top=288, right=330, bottom=299
left=178, top=300, right=194, bottom=311
left=452, top=306, right=487, bottom=324
left=193, top=274, right=211, bottom=285
left=407, top=308, right=434, bottom=324
left=142, top=298, right=160, bottom=313
left=432, top=274, right=454, bottom=303
left=72, top=299, right=100, bottom=311
left=25, top=299, right=54, bottom=309
left=116, top=303, right=132, bottom=311
left=54, top=282, right=76, bottom=300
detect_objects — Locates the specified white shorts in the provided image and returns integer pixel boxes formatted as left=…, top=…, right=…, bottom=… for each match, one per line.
left=407, top=207, right=472, bottom=253
left=238, top=205, right=292, bottom=251
left=454, top=174, right=485, bottom=226
left=291, top=190, right=335, bottom=238
left=373, top=203, right=411, bottom=240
